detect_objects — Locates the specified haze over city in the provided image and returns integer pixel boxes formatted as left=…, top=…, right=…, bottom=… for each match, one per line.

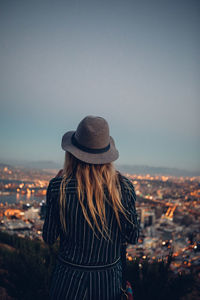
left=0, top=0, right=199, bottom=172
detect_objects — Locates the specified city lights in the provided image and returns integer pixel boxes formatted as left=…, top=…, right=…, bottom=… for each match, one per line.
left=0, top=164, right=199, bottom=276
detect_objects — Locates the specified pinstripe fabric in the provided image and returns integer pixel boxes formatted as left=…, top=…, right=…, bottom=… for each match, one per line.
left=42, top=173, right=140, bottom=300
left=49, top=258, right=122, bottom=300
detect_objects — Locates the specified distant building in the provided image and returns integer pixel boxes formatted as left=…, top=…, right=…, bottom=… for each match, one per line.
left=146, top=226, right=156, bottom=237
left=4, top=208, right=24, bottom=219
left=4, top=220, right=32, bottom=231
left=24, top=207, right=40, bottom=220
left=140, top=208, right=156, bottom=228
left=143, top=237, right=159, bottom=249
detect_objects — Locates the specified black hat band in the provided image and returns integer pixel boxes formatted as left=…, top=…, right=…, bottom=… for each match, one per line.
left=71, top=133, right=110, bottom=154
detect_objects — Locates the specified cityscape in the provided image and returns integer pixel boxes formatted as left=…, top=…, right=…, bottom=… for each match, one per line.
left=1, top=0, right=199, bottom=298
left=0, top=163, right=199, bottom=278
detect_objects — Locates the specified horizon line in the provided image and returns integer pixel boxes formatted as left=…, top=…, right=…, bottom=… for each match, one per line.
left=0, top=158, right=200, bottom=175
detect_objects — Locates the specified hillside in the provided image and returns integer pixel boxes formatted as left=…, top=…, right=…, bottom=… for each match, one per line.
left=0, top=231, right=199, bottom=300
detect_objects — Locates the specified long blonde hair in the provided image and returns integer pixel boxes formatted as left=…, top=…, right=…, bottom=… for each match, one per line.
left=59, top=151, right=130, bottom=239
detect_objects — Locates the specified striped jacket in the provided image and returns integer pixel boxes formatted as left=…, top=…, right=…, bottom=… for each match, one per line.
left=42, top=172, right=140, bottom=299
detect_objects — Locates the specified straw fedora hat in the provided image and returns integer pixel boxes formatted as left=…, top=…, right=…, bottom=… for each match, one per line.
left=61, top=116, right=119, bottom=164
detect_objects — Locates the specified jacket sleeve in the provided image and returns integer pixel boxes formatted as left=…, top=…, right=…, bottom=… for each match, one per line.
left=42, top=179, right=61, bottom=245
left=120, top=177, right=141, bottom=245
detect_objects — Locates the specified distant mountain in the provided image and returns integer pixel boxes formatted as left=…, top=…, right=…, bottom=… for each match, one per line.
left=116, top=164, right=200, bottom=177
left=0, top=160, right=61, bottom=170
left=20, top=160, right=62, bottom=170
left=0, top=160, right=199, bottom=177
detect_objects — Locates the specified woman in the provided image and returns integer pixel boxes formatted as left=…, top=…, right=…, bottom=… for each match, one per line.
left=42, top=115, right=140, bottom=300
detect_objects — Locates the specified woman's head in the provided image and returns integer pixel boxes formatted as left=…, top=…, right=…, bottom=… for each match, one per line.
left=61, top=115, right=119, bottom=165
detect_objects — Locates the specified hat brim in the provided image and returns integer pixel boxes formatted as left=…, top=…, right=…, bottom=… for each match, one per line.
left=61, top=131, right=119, bottom=164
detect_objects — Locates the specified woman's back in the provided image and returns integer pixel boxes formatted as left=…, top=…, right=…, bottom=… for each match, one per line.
left=43, top=172, right=140, bottom=266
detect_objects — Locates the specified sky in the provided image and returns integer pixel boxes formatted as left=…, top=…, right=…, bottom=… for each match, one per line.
left=0, top=0, right=199, bottom=172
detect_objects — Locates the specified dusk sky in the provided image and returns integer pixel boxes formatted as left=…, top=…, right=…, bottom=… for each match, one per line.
left=0, top=0, right=199, bottom=172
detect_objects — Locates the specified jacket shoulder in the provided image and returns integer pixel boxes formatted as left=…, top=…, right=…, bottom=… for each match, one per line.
left=49, top=177, right=62, bottom=190
left=117, top=172, right=136, bottom=203
left=49, top=176, right=77, bottom=193
left=117, top=172, right=135, bottom=191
